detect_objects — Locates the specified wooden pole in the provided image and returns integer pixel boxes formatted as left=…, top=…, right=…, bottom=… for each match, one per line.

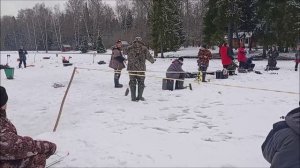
left=53, top=67, right=77, bottom=132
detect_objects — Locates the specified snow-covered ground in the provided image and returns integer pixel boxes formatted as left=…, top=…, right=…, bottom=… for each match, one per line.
left=0, top=48, right=299, bottom=167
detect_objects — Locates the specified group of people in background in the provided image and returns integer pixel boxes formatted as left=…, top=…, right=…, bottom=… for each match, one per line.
left=1, top=40, right=299, bottom=168
left=109, top=39, right=300, bottom=98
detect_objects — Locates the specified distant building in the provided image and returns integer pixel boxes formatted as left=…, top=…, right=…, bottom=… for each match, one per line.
left=225, top=32, right=256, bottom=49
left=62, top=45, right=72, bottom=52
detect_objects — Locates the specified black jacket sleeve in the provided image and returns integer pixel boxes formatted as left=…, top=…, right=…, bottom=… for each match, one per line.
left=115, top=56, right=126, bottom=63
left=227, top=48, right=234, bottom=60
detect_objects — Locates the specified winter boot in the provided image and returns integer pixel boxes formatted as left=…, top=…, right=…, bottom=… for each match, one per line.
left=202, top=72, right=207, bottom=82
left=137, top=85, right=145, bottom=101
left=130, top=85, right=137, bottom=101
left=114, top=74, right=123, bottom=88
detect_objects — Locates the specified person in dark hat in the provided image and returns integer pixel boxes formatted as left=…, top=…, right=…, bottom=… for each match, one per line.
left=0, top=86, right=8, bottom=118
left=0, top=86, right=57, bottom=168
left=166, top=57, right=185, bottom=90
left=18, top=46, right=28, bottom=68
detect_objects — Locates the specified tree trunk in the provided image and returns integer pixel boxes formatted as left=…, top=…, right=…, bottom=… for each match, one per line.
left=160, top=42, right=164, bottom=58
left=58, top=18, right=63, bottom=51
left=227, top=21, right=234, bottom=48
left=52, top=16, right=60, bottom=51
left=249, top=35, right=253, bottom=51
left=26, top=22, right=32, bottom=50
left=31, top=17, right=38, bottom=51
left=234, top=23, right=240, bottom=49
left=263, top=45, right=267, bottom=58
left=44, top=14, right=48, bottom=53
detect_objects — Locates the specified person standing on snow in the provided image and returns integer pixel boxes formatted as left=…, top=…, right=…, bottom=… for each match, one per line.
left=18, top=46, right=28, bottom=68
left=198, top=44, right=212, bottom=82
left=220, top=43, right=236, bottom=75
left=127, top=37, right=155, bottom=101
left=166, top=57, right=185, bottom=90
left=262, top=107, right=300, bottom=168
left=109, top=40, right=126, bottom=88
left=0, top=86, right=57, bottom=168
left=266, top=46, right=279, bottom=70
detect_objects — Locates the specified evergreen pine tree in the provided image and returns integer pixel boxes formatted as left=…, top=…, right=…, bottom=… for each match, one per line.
left=80, top=37, right=89, bottom=53
left=151, top=0, right=166, bottom=57
left=151, top=0, right=185, bottom=57
left=96, top=36, right=106, bottom=53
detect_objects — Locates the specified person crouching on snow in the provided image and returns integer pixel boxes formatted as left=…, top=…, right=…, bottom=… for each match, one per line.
left=0, top=86, right=57, bottom=168
left=166, top=57, right=185, bottom=90
left=109, top=40, right=126, bottom=88
left=62, top=56, right=71, bottom=64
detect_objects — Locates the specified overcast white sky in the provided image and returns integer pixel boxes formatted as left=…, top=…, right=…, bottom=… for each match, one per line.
left=0, top=0, right=116, bottom=16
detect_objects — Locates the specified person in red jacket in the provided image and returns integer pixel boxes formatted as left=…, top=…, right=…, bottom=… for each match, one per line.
left=0, top=86, right=57, bottom=168
left=220, top=43, right=233, bottom=68
left=220, top=43, right=236, bottom=75
left=237, top=45, right=247, bottom=69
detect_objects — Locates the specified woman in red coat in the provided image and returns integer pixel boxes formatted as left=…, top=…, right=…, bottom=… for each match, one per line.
left=238, top=45, right=247, bottom=69
left=220, top=43, right=233, bottom=68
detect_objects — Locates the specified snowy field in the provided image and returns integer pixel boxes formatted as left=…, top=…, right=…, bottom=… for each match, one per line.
left=0, top=49, right=299, bottom=167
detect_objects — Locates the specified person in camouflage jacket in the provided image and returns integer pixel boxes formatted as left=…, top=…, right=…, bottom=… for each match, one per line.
left=127, top=37, right=155, bottom=101
left=109, top=40, right=126, bottom=88
left=0, top=86, right=57, bottom=168
left=197, top=44, right=212, bottom=82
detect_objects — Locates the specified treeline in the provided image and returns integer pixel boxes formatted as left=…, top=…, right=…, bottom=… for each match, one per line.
left=0, top=0, right=207, bottom=53
left=204, top=0, right=300, bottom=53
left=1, top=0, right=299, bottom=55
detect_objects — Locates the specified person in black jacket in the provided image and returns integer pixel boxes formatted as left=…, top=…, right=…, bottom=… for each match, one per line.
left=18, top=46, right=28, bottom=68
left=262, top=107, right=300, bottom=168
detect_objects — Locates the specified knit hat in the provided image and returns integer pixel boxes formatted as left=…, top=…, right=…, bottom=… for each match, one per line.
left=178, top=57, right=184, bottom=62
left=0, top=86, right=8, bottom=108
left=134, top=37, right=142, bottom=42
